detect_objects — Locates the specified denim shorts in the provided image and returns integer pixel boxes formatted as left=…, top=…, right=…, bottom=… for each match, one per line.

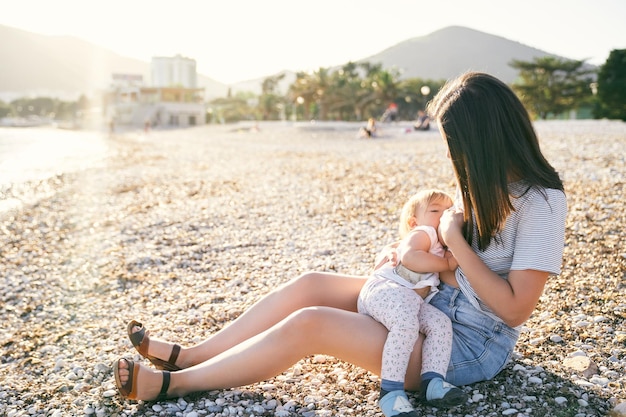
left=428, top=283, right=520, bottom=386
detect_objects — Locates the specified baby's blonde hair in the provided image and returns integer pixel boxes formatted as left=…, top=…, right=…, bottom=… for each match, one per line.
left=399, top=189, right=453, bottom=238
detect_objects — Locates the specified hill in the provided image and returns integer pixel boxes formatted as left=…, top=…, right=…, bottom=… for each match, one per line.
left=360, top=25, right=562, bottom=83
left=0, top=24, right=578, bottom=100
left=0, top=24, right=228, bottom=101
left=230, top=26, right=567, bottom=94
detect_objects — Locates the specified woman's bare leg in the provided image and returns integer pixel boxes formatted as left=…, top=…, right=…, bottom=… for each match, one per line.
left=117, top=305, right=425, bottom=400
left=135, top=272, right=368, bottom=368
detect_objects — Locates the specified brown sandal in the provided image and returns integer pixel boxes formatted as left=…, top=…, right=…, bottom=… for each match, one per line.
left=113, top=358, right=171, bottom=401
left=127, top=320, right=182, bottom=371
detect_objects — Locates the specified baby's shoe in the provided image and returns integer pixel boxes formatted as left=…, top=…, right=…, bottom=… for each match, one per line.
left=379, top=389, right=418, bottom=417
left=419, top=377, right=467, bottom=408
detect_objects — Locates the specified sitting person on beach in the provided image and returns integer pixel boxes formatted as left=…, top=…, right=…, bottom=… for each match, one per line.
left=113, top=72, right=567, bottom=412
left=413, top=110, right=430, bottom=131
left=361, top=189, right=466, bottom=416
left=381, top=102, right=399, bottom=123
left=358, top=117, right=377, bottom=138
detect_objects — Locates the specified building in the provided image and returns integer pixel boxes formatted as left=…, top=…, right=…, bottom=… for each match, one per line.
left=151, top=55, right=197, bottom=88
left=107, top=55, right=206, bottom=129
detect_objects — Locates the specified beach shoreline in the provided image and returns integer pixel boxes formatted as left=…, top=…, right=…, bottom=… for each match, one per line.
left=0, top=120, right=624, bottom=416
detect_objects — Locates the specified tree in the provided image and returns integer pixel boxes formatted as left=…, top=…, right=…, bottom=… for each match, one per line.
left=593, top=49, right=626, bottom=120
left=258, top=73, right=286, bottom=120
left=209, top=91, right=256, bottom=123
left=0, top=100, right=10, bottom=118
left=323, top=62, right=367, bottom=120
left=288, top=69, right=331, bottom=120
left=510, top=56, right=596, bottom=119
left=358, top=63, right=401, bottom=120
left=397, top=78, right=444, bottom=119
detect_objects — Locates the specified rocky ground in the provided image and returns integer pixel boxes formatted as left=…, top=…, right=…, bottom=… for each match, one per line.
left=0, top=120, right=624, bottom=417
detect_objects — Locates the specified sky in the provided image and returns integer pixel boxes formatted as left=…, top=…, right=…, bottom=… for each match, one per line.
left=1, top=0, right=625, bottom=85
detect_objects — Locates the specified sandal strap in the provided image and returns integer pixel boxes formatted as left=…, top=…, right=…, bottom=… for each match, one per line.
left=157, top=371, right=171, bottom=401
left=168, top=344, right=181, bottom=366
left=128, top=321, right=146, bottom=349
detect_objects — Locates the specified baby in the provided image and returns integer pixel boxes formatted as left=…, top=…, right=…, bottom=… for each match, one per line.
left=359, top=189, right=467, bottom=416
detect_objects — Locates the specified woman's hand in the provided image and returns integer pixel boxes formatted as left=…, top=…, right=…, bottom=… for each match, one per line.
left=386, top=248, right=398, bottom=266
left=438, top=207, right=465, bottom=247
left=376, top=248, right=397, bottom=268
left=373, top=243, right=399, bottom=271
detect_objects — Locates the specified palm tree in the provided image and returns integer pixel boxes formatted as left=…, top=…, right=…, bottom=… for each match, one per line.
left=398, top=78, right=443, bottom=119
left=326, top=63, right=369, bottom=120
left=288, top=68, right=333, bottom=120
left=259, top=73, right=286, bottom=120
left=366, top=65, right=401, bottom=119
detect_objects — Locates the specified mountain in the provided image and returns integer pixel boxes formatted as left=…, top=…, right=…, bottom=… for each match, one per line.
left=235, top=26, right=572, bottom=94
left=0, top=24, right=228, bottom=101
left=360, top=25, right=562, bottom=83
left=0, top=24, right=579, bottom=101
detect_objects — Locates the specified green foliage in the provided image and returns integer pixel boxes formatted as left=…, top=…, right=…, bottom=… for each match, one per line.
left=510, top=56, right=596, bottom=119
left=208, top=96, right=256, bottom=123
left=593, top=49, right=626, bottom=120
left=397, top=78, right=441, bottom=119
left=258, top=73, right=286, bottom=120
left=0, top=100, right=11, bottom=118
left=5, top=96, right=82, bottom=120
left=284, top=61, right=444, bottom=122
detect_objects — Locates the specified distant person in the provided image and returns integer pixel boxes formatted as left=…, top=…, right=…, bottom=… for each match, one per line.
left=413, top=110, right=431, bottom=131
left=358, top=118, right=377, bottom=138
left=381, top=103, right=398, bottom=123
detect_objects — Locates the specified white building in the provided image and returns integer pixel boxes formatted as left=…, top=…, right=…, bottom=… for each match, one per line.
left=107, top=55, right=206, bottom=129
left=151, top=55, right=197, bottom=88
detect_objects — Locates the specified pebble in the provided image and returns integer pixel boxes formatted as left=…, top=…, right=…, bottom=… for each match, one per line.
left=613, top=402, right=626, bottom=416
left=0, top=120, right=624, bottom=416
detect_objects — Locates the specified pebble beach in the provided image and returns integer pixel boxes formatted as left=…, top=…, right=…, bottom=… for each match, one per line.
left=1, top=120, right=624, bottom=417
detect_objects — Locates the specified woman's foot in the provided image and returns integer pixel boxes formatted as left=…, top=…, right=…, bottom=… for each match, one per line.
left=127, top=320, right=183, bottom=371
left=114, top=358, right=171, bottom=401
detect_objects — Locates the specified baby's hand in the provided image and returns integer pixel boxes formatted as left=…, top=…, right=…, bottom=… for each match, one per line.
left=444, top=249, right=458, bottom=271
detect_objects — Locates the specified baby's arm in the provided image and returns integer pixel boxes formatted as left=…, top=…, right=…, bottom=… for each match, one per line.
left=397, top=230, right=455, bottom=273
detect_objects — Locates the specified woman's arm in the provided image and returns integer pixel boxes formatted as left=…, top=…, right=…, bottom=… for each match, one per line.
left=439, top=208, right=547, bottom=327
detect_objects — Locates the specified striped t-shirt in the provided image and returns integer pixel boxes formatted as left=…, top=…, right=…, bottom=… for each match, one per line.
left=455, top=181, right=567, bottom=324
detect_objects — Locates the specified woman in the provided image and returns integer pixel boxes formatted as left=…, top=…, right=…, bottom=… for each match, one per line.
left=114, top=72, right=567, bottom=415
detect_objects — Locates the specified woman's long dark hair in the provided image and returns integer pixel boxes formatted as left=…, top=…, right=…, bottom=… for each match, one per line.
left=427, top=72, right=564, bottom=250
